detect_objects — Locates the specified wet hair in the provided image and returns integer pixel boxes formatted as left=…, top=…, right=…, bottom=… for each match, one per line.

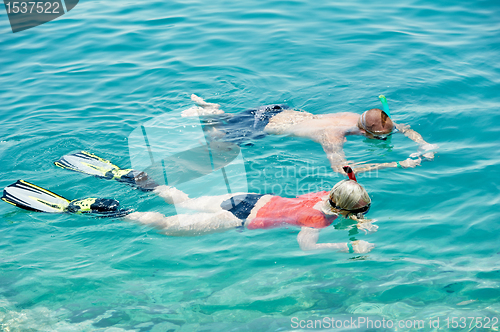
left=322, top=180, right=371, bottom=220
left=329, top=179, right=370, bottom=210
left=358, top=108, right=393, bottom=135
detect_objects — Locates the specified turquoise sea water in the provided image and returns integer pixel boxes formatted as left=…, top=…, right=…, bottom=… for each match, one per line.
left=1, top=0, right=500, bottom=331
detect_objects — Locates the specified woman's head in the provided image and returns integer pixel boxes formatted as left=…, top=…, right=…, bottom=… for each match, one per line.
left=328, top=179, right=371, bottom=217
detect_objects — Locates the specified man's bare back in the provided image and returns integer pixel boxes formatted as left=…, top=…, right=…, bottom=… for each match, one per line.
left=266, top=110, right=358, bottom=137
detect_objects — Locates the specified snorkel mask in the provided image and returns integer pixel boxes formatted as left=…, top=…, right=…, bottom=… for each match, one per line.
left=358, top=95, right=399, bottom=140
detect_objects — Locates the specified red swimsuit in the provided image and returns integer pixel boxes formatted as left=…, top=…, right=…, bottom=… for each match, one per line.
left=246, top=191, right=337, bottom=230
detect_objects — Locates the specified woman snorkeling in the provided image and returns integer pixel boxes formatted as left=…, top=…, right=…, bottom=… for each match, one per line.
left=125, top=167, right=376, bottom=253
left=3, top=151, right=377, bottom=254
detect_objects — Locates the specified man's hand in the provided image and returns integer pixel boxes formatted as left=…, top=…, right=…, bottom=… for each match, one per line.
left=410, top=143, right=439, bottom=160
left=399, top=157, right=421, bottom=168
left=422, top=151, right=435, bottom=161
left=395, top=123, right=411, bottom=133
left=352, top=240, right=375, bottom=254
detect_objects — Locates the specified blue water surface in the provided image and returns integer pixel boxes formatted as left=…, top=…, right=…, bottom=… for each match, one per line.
left=1, top=0, right=500, bottom=330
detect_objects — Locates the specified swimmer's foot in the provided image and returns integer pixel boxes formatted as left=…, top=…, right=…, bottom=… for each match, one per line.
left=191, top=94, right=220, bottom=109
left=181, top=94, right=225, bottom=117
left=351, top=240, right=375, bottom=254
left=181, top=106, right=224, bottom=117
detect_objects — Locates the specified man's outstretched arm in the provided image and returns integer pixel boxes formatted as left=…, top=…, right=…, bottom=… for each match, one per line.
left=351, top=157, right=422, bottom=174
left=319, top=134, right=422, bottom=174
left=395, top=123, right=438, bottom=160
left=320, top=138, right=349, bottom=174
left=395, top=123, right=429, bottom=144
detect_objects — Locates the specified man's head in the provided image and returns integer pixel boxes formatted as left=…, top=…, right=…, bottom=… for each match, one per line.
left=357, top=108, right=395, bottom=140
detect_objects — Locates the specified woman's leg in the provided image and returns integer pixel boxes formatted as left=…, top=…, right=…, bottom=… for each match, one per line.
left=152, top=185, right=191, bottom=204
left=153, top=185, right=246, bottom=213
left=125, top=210, right=243, bottom=236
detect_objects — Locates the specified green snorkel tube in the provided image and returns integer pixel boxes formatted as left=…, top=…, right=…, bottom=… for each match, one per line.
left=377, top=94, right=397, bottom=144
left=379, top=95, right=391, bottom=118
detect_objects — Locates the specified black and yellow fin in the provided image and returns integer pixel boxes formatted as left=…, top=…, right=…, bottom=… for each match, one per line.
left=2, top=180, right=132, bottom=217
left=2, top=180, right=70, bottom=213
left=55, top=151, right=158, bottom=191
left=54, top=151, right=125, bottom=179
left=67, top=197, right=133, bottom=218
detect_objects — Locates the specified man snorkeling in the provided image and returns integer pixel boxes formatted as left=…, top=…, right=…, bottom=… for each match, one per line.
left=182, top=94, right=438, bottom=174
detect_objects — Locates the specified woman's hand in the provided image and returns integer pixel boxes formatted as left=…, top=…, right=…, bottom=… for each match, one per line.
left=357, top=221, right=378, bottom=234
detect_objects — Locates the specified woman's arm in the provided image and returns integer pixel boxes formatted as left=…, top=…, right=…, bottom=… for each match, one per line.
left=296, top=227, right=375, bottom=253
